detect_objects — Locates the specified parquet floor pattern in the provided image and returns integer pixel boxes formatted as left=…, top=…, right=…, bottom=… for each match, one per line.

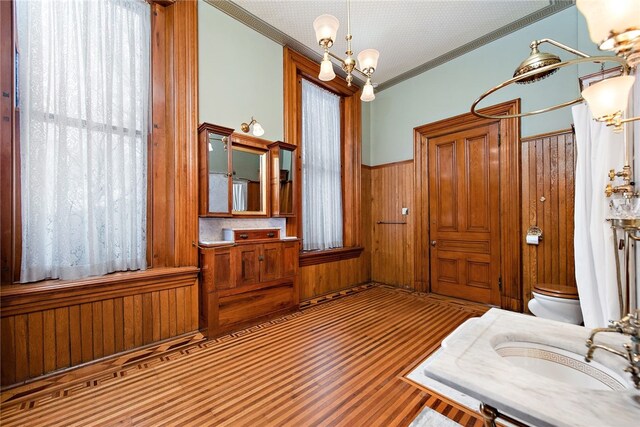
left=1, top=284, right=488, bottom=426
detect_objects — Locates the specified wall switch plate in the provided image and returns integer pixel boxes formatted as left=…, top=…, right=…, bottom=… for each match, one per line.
left=401, top=207, right=409, bottom=215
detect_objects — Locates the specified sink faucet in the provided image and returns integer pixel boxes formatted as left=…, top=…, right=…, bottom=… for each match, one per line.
left=585, top=310, right=640, bottom=389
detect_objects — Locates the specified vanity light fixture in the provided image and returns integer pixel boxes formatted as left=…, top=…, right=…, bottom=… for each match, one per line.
left=470, top=0, right=640, bottom=132
left=240, top=117, right=265, bottom=137
left=313, top=0, right=380, bottom=102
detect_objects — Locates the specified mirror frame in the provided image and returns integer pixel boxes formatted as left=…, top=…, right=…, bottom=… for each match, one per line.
left=198, top=122, right=234, bottom=217
left=268, top=141, right=297, bottom=217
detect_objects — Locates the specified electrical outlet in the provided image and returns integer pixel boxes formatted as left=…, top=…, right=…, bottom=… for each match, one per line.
left=401, top=207, right=409, bottom=215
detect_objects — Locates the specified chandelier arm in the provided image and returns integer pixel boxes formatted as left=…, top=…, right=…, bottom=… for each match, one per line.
left=327, top=51, right=371, bottom=78
left=537, top=38, right=591, bottom=58
left=620, top=116, right=640, bottom=125
left=471, top=55, right=629, bottom=119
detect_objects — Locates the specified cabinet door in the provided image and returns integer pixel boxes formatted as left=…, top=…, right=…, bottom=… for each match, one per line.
left=234, top=245, right=261, bottom=286
left=260, top=243, right=283, bottom=282
left=213, top=248, right=233, bottom=290
left=281, top=241, right=298, bottom=278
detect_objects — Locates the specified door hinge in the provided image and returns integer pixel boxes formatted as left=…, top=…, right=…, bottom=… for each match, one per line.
left=498, top=276, right=502, bottom=292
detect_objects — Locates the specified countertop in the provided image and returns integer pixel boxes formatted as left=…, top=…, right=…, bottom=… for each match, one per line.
left=424, top=308, right=640, bottom=427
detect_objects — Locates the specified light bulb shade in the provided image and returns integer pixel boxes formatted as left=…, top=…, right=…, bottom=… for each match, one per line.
left=313, top=14, right=339, bottom=44
left=581, top=75, right=635, bottom=119
left=252, top=122, right=265, bottom=137
left=357, top=49, right=380, bottom=72
left=360, top=81, right=375, bottom=102
left=319, top=59, right=336, bottom=81
left=577, top=0, right=640, bottom=49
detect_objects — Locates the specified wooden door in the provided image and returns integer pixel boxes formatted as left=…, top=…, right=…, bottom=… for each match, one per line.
left=261, top=243, right=283, bottom=282
left=234, top=245, right=260, bottom=286
left=428, top=123, right=501, bottom=305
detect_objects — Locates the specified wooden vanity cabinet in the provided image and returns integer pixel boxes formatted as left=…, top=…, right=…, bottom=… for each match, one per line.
left=199, top=238, right=299, bottom=338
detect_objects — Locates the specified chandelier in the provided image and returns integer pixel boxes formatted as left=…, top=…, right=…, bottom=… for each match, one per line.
left=312, top=0, right=379, bottom=102
left=470, top=0, right=640, bottom=133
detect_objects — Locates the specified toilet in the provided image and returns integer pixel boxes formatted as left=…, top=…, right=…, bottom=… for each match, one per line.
left=528, top=283, right=583, bottom=325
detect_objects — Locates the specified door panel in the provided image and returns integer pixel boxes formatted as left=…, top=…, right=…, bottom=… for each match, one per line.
left=261, top=243, right=283, bottom=282
left=429, top=123, right=500, bottom=305
left=434, top=141, right=458, bottom=232
left=234, top=245, right=260, bottom=286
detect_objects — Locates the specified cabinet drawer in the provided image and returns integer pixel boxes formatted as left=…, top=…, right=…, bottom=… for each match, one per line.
left=218, top=283, right=294, bottom=328
left=233, top=228, right=280, bottom=242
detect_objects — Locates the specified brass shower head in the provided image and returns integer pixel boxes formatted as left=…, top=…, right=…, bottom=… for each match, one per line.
left=513, top=43, right=561, bottom=84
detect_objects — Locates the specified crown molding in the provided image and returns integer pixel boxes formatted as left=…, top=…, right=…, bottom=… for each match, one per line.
left=205, top=0, right=574, bottom=92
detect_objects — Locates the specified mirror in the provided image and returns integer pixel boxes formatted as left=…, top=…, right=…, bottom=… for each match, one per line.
left=208, top=134, right=230, bottom=213
left=279, top=148, right=294, bottom=215
left=232, top=144, right=267, bottom=214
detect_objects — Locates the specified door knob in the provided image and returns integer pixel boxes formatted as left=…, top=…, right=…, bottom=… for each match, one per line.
left=431, top=240, right=437, bottom=247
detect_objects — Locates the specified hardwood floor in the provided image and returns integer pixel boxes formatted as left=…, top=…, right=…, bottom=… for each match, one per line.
left=1, top=285, right=488, bottom=426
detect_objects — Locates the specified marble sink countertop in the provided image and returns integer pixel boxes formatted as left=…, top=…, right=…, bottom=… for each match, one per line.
left=424, top=308, right=640, bottom=427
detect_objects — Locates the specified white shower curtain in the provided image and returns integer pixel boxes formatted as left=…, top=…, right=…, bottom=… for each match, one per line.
left=573, top=104, right=625, bottom=328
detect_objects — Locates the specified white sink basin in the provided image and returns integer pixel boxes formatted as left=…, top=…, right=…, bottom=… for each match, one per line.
left=494, top=341, right=629, bottom=391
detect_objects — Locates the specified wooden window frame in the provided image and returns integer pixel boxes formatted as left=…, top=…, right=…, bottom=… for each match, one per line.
left=283, top=47, right=362, bottom=266
left=0, top=0, right=199, bottom=286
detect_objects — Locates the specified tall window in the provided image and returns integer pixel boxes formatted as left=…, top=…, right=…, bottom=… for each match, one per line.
left=16, top=0, right=151, bottom=282
left=301, top=79, right=343, bottom=251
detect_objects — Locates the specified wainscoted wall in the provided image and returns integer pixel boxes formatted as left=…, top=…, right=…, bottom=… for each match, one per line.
left=0, top=0, right=200, bottom=388
left=298, top=167, right=372, bottom=300
left=0, top=269, right=198, bottom=386
left=521, top=129, right=576, bottom=311
left=368, top=161, right=416, bottom=289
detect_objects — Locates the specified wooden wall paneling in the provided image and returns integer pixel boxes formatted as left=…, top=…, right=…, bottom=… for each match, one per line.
left=361, top=166, right=372, bottom=287
left=102, top=299, right=115, bottom=356
left=15, top=314, right=28, bottom=382
left=370, top=161, right=415, bottom=289
left=1, top=316, right=16, bottom=385
left=69, top=306, right=82, bottom=366
left=521, top=129, right=576, bottom=311
left=0, top=0, right=18, bottom=286
left=92, top=302, right=104, bottom=359
left=168, top=0, right=199, bottom=267
left=414, top=100, right=521, bottom=309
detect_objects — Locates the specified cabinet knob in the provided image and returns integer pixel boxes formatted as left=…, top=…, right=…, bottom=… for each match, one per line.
left=258, top=255, right=264, bottom=261
left=239, top=234, right=249, bottom=239
left=267, top=232, right=275, bottom=238
left=431, top=240, right=437, bottom=247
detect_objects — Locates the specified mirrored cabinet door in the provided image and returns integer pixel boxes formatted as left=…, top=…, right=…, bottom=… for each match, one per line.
left=198, top=123, right=234, bottom=216
left=231, top=144, right=268, bottom=215
left=269, top=141, right=297, bottom=217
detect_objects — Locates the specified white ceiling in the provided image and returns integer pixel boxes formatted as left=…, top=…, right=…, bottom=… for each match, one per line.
left=223, top=0, right=571, bottom=89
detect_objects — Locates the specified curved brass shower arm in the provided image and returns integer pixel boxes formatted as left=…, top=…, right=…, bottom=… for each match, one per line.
left=533, top=38, right=591, bottom=59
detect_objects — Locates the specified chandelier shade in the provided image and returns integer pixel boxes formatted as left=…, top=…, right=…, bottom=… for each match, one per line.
left=357, top=49, right=380, bottom=74
left=361, top=78, right=375, bottom=102
left=576, top=0, right=640, bottom=50
left=581, top=75, right=636, bottom=119
left=313, top=14, right=339, bottom=45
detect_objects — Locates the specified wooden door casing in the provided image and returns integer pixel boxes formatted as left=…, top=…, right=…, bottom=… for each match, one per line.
left=428, top=123, right=501, bottom=305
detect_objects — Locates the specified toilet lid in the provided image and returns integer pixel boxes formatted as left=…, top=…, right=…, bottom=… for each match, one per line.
left=533, top=284, right=579, bottom=300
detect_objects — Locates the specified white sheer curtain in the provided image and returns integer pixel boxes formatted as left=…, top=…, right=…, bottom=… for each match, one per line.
left=17, top=0, right=150, bottom=282
left=573, top=103, right=625, bottom=327
left=301, top=79, right=343, bottom=251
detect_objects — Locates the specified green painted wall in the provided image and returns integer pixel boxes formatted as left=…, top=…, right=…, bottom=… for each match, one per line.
left=198, top=0, right=283, bottom=141
left=366, top=6, right=609, bottom=166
